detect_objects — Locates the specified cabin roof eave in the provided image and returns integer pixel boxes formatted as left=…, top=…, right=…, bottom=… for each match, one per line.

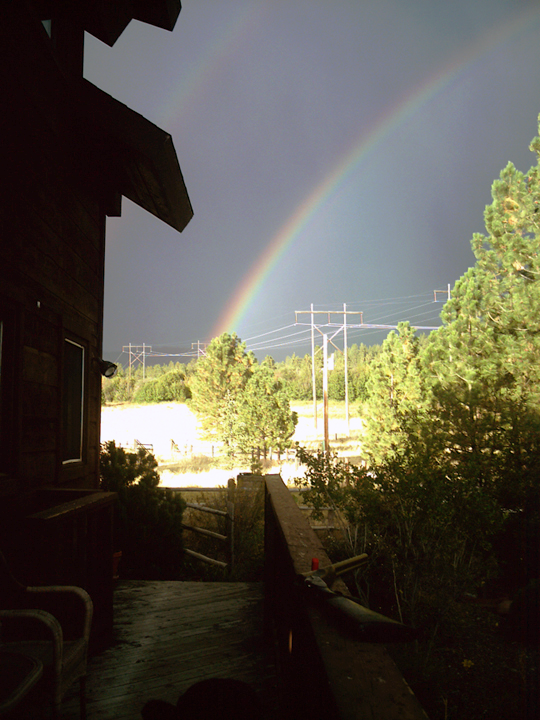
left=76, top=79, right=193, bottom=233
left=34, top=0, right=182, bottom=47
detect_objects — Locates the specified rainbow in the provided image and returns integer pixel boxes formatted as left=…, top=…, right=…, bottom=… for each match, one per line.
left=210, top=7, right=539, bottom=340
left=160, top=3, right=267, bottom=128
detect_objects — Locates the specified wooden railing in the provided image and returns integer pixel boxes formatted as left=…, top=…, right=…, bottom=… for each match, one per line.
left=172, top=475, right=265, bottom=572
left=24, top=489, right=117, bottom=643
left=182, top=500, right=234, bottom=570
left=134, top=439, right=154, bottom=452
left=264, top=474, right=428, bottom=720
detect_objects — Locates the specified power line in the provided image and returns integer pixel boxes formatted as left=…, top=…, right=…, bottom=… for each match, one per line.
left=122, top=343, right=151, bottom=379
left=191, top=341, right=208, bottom=357
left=116, top=290, right=448, bottom=364
left=243, top=323, right=298, bottom=342
left=294, top=294, right=444, bottom=441
left=245, top=328, right=312, bottom=350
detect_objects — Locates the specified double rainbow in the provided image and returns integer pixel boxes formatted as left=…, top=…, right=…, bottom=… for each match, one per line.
left=169, top=6, right=539, bottom=341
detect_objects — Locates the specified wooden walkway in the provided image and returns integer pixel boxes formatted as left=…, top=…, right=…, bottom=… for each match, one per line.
left=60, top=582, right=280, bottom=719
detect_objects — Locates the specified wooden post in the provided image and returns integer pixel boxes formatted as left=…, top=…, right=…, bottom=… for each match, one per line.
left=227, top=478, right=235, bottom=574
left=226, top=500, right=235, bottom=574
left=344, top=302, right=350, bottom=435
left=311, top=303, right=317, bottom=429
left=323, top=334, right=329, bottom=454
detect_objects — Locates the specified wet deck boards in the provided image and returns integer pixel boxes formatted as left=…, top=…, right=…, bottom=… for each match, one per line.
left=60, top=581, right=279, bottom=719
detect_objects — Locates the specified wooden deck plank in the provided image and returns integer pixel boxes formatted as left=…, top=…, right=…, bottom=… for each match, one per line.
left=85, top=644, right=270, bottom=692
left=59, top=581, right=280, bottom=719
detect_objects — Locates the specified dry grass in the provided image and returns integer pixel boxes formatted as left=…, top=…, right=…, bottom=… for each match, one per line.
left=101, top=400, right=364, bottom=487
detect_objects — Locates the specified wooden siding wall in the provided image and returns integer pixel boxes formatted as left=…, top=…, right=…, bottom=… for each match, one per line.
left=0, top=14, right=106, bottom=501
left=1, top=146, right=105, bottom=497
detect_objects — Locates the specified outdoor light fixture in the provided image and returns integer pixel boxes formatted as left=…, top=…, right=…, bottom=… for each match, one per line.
left=98, top=359, right=118, bottom=378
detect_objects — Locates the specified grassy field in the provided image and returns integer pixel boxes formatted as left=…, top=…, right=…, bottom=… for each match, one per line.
left=101, top=400, right=364, bottom=487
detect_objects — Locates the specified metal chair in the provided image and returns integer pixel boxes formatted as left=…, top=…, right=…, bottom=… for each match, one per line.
left=0, top=551, right=93, bottom=719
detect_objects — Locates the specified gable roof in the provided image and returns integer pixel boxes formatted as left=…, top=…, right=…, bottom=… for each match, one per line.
left=34, top=0, right=182, bottom=46
left=77, top=78, right=193, bottom=232
left=2, top=2, right=192, bottom=233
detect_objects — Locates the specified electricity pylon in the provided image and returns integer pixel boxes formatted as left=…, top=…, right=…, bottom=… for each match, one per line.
left=122, top=343, right=152, bottom=379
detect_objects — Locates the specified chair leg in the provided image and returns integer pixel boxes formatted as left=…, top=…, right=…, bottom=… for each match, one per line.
left=79, top=676, right=87, bottom=720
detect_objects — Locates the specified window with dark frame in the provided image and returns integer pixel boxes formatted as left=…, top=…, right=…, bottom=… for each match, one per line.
left=0, top=304, right=16, bottom=478
left=0, top=320, right=4, bottom=470
left=62, top=338, right=85, bottom=463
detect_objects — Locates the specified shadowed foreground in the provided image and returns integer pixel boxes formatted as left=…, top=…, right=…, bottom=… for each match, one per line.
left=60, top=581, right=280, bottom=719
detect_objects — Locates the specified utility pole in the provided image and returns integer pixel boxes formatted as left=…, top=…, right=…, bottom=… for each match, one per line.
left=295, top=308, right=364, bottom=435
left=295, top=306, right=439, bottom=440
left=434, top=284, right=452, bottom=302
left=311, top=303, right=317, bottom=429
left=191, top=341, right=208, bottom=358
left=322, top=334, right=329, bottom=453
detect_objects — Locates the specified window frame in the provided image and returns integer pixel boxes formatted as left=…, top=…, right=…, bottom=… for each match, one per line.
left=61, top=337, right=86, bottom=465
left=0, top=300, right=18, bottom=479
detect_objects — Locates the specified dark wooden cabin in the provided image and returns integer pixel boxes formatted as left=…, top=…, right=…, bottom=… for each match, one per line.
left=0, top=1, right=192, bottom=637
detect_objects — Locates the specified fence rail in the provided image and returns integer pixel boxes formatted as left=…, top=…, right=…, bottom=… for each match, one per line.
left=168, top=443, right=298, bottom=462
left=185, top=502, right=228, bottom=517
left=181, top=499, right=234, bottom=571
left=164, top=476, right=265, bottom=573
left=134, top=439, right=154, bottom=452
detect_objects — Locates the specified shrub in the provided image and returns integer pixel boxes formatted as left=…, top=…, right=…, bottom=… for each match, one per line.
left=100, top=441, right=186, bottom=579
left=295, top=445, right=503, bottom=628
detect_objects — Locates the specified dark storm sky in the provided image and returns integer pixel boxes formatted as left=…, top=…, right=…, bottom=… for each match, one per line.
left=83, top=0, right=540, bottom=363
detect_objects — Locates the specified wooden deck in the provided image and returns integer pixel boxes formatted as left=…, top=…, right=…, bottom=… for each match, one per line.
left=60, top=581, right=280, bottom=719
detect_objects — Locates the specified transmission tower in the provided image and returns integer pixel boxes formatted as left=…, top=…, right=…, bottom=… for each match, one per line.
left=191, top=340, right=208, bottom=358
left=122, top=343, right=152, bottom=379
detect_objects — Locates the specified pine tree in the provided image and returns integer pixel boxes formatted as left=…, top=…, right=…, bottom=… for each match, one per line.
left=234, top=360, right=297, bottom=460
left=363, top=322, right=426, bottom=463
left=190, top=333, right=254, bottom=448
left=420, top=116, right=540, bottom=497
left=190, top=334, right=298, bottom=463
left=430, top=119, right=540, bottom=386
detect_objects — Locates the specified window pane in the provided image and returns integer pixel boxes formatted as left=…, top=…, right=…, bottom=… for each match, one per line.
left=63, top=339, right=84, bottom=462
left=0, top=320, right=4, bottom=464
left=0, top=314, right=15, bottom=476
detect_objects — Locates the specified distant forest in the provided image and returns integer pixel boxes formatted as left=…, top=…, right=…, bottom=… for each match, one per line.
left=101, top=342, right=383, bottom=407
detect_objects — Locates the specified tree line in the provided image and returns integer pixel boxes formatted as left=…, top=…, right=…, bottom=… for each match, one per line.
left=101, top=333, right=384, bottom=465
left=101, top=342, right=381, bottom=406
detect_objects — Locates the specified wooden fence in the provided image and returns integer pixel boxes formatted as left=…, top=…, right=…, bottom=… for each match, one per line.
left=165, top=475, right=267, bottom=572
left=181, top=499, right=235, bottom=571
left=168, top=442, right=297, bottom=462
